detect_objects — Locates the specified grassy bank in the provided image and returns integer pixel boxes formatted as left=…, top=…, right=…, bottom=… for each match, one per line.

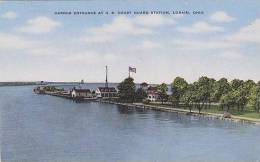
left=147, top=102, right=260, bottom=120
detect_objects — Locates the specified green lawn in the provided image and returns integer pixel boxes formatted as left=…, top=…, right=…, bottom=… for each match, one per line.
left=202, top=106, right=260, bottom=120
left=147, top=102, right=260, bottom=120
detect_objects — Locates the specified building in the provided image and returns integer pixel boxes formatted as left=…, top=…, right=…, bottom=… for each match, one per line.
left=71, top=88, right=93, bottom=99
left=140, top=82, right=149, bottom=90
left=95, top=65, right=118, bottom=98
left=146, top=86, right=158, bottom=102
left=95, top=87, right=118, bottom=98
left=33, top=86, right=45, bottom=94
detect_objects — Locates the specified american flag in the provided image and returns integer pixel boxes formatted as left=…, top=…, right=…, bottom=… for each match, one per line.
left=129, top=66, right=136, bottom=73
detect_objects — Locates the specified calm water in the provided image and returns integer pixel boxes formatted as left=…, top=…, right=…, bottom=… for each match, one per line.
left=1, top=85, right=260, bottom=162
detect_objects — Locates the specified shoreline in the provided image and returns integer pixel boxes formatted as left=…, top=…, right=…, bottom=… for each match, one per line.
left=98, top=100, right=260, bottom=125
left=42, top=91, right=260, bottom=125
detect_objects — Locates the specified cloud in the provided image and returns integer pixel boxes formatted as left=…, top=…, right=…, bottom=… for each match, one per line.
left=177, top=21, right=224, bottom=34
left=133, top=15, right=175, bottom=27
left=1, top=11, right=17, bottom=19
left=140, top=40, right=161, bottom=49
left=83, top=16, right=153, bottom=43
left=17, top=16, right=61, bottom=34
left=0, top=32, right=61, bottom=56
left=218, top=51, right=244, bottom=60
left=172, top=39, right=238, bottom=50
left=62, top=51, right=120, bottom=64
left=227, top=19, right=260, bottom=44
left=82, top=15, right=175, bottom=43
left=0, top=32, right=36, bottom=50
left=210, top=11, right=236, bottom=23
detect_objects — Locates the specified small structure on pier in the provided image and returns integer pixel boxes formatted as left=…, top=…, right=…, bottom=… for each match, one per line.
left=71, top=88, right=92, bottom=99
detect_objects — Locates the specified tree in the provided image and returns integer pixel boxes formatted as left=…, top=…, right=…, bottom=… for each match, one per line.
left=181, top=84, right=195, bottom=112
left=257, top=81, right=260, bottom=87
left=135, top=88, right=147, bottom=102
left=117, top=77, right=136, bottom=103
left=230, top=79, right=244, bottom=91
left=243, top=80, right=256, bottom=98
left=213, top=78, right=230, bottom=102
left=233, top=87, right=248, bottom=111
left=157, top=83, right=168, bottom=104
left=207, top=78, right=216, bottom=108
left=171, top=77, right=188, bottom=106
left=196, top=76, right=215, bottom=110
left=220, top=92, right=234, bottom=112
left=248, top=85, right=260, bottom=113
left=191, top=81, right=203, bottom=113
left=168, top=95, right=178, bottom=107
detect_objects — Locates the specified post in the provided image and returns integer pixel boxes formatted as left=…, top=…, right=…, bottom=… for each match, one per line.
left=105, top=65, right=108, bottom=88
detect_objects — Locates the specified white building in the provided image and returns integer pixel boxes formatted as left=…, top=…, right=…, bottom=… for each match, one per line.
left=71, top=88, right=93, bottom=98
left=95, top=87, right=118, bottom=98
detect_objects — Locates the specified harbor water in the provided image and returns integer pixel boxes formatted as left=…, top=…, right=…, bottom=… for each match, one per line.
left=1, top=85, right=260, bottom=162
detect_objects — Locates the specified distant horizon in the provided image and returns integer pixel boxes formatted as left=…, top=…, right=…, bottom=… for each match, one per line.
left=1, top=76, right=259, bottom=85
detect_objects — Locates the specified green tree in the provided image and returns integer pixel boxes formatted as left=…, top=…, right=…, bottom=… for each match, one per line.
left=171, top=77, right=188, bottom=106
left=181, top=84, right=195, bottom=112
left=257, top=81, right=260, bottom=86
left=233, top=87, right=248, bottom=111
left=213, top=78, right=230, bottom=102
left=135, top=88, right=147, bottom=102
left=191, top=81, right=203, bottom=113
left=196, top=76, right=215, bottom=110
left=157, top=83, right=168, bottom=104
left=117, top=77, right=136, bottom=103
left=248, top=85, right=260, bottom=113
left=243, top=80, right=256, bottom=98
left=220, top=92, right=234, bottom=112
left=230, top=79, right=244, bottom=91
left=168, top=95, right=178, bottom=107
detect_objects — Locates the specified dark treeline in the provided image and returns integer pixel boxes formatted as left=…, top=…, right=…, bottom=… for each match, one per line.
left=117, top=76, right=260, bottom=114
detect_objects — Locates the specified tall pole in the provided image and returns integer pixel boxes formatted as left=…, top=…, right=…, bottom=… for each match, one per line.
left=105, top=65, right=108, bottom=88
left=128, top=67, right=130, bottom=78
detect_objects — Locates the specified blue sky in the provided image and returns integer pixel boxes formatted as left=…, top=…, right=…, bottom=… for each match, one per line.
left=0, top=0, right=259, bottom=83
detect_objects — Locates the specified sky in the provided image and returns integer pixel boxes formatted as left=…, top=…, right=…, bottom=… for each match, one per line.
left=0, top=0, right=259, bottom=84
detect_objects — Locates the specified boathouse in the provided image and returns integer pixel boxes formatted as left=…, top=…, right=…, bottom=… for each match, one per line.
left=71, top=88, right=92, bottom=98
left=95, top=87, right=118, bottom=98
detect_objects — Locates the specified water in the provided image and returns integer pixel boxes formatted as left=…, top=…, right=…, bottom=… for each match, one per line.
left=1, top=85, right=260, bottom=162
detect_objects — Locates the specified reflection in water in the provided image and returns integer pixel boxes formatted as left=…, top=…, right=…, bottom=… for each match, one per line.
left=1, top=86, right=260, bottom=162
left=117, top=105, right=135, bottom=114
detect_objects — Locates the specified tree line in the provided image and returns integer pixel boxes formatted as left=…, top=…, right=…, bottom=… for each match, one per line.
left=117, top=77, right=260, bottom=114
